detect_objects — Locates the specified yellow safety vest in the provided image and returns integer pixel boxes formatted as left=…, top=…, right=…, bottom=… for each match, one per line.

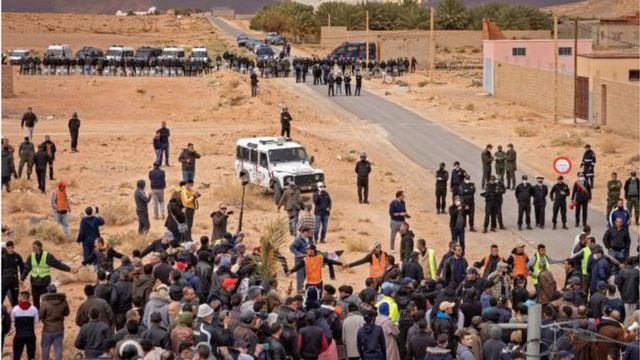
left=30, top=251, right=50, bottom=278
left=529, top=254, right=549, bottom=285
left=581, top=246, right=591, bottom=275
left=427, top=249, right=437, bottom=279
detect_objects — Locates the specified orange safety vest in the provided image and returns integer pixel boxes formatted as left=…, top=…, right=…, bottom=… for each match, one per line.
left=304, top=255, right=323, bottom=284
left=370, top=252, right=387, bottom=279
left=511, top=253, right=529, bottom=277
left=55, top=190, right=68, bottom=211
left=481, top=255, right=504, bottom=275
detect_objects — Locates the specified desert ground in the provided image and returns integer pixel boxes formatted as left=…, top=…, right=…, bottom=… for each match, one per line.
left=2, top=12, right=638, bottom=358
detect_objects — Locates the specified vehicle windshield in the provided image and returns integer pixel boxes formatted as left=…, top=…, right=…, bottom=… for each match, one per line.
left=135, top=49, right=152, bottom=57
left=9, top=50, right=27, bottom=56
left=162, top=50, right=184, bottom=58
left=257, top=47, right=274, bottom=57
left=47, top=49, right=64, bottom=57
left=191, top=51, right=207, bottom=57
left=269, top=147, right=307, bottom=163
left=106, top=49, right=122, bottom=57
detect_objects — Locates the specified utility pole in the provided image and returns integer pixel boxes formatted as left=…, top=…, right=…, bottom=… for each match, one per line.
left=429, top=7, right=435, bottom=82
left=527, top=304, right=542, bottom=359
left=366, top=10, right=370, bottom=66
left=553, top=15, right=559, bottom=124
left=328, top=14, right=331, bottom=28
left=573, top=18, right=578, bottom=124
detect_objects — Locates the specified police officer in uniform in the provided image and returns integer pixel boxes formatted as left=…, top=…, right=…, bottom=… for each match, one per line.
left=2, top=241, right=25, bottom=307
left=481, top=175, right=500, bottom=233
left=280, top=107, right=292, bottom=138
left=461, top=174, right=476, bottom=232
left=581, top=144, right=596, bottom=188
left=494, top=145, right=506, bottom=183
left=515, top=175, right=534, bottom=230
left=355, top=71, right=362, bottom=96
left=450, top=161, right=465, bottom=199
left=505, top=143, right=517, bottom=190
left=344, top=73, right=352, bottom=96
left=481, top=144, right=493, bottom=189
left=533, top=176, right=548, bottom=228
left=606, top=172, right=622, bottom=217
left=572, top=172, right=592, bottom=227
left=435, top=162, right=448, bottom=214
left=550, top=176, right=570, bottom=229
left=355, top=152, right=371, bottom=204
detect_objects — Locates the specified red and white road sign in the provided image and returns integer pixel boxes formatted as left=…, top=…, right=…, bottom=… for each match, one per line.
left=553, top=156, right=572, bottom=175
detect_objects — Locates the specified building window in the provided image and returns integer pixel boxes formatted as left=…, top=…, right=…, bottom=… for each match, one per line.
left=559, top=47, right=572, bottom=56
left=512, top=47, right=526, bottom=56
left=630, top=70, right=640, bottom=81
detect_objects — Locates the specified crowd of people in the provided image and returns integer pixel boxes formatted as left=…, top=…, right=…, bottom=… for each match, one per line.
left=1, top=54, right=639, bottom=360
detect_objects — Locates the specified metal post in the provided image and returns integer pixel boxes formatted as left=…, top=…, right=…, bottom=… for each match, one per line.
left=238, top=184, right=246, bottom=232
left=573, top=19, right=578, bottom=124
left=553, top=15, right=559, bottom=124
left=527, top=304, right=542, bottom=359
left=328, top=14, right=331, bottom=28
left=366, top=10, right=370, bottom=66
left=429, top=7, right=435, bottom=82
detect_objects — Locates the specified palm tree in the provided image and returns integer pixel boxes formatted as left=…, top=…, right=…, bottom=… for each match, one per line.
left=396, top=7, right=430, bottom=30
left=435, top=0, right=469, bottom=30
left=252, top=217, right=288, bottom=285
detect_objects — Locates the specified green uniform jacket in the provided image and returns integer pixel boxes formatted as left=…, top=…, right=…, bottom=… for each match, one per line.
left=607, top=180, right=622, bottom=202
left=481, top=150, right=493, bottom=168
left=506, top=150, right=517, bottom=172
left=494, top=151, right=506, bottom=173
left=2, top=150, right=15, bottom=177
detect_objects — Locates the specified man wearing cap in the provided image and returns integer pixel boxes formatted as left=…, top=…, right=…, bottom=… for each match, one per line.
left=431, top=301, right=457, bottom=350
left=480, top=144, right=493, bottom=190
left=278, top=182, right=304, bottom=236
left=515, top=175, right=534, bottom=231
left=435, top=162, right=449, bottom=214
left=533, top=176, right=548, bottom=229
left=312, top=182, right=332, bottom=244
left=2, top=241, right=25, bottom=307
left=550, top=176, right=570, bottom=229
left=290, top=227, right=314, bottom=293
left=355, top=152, right=372, bottom=204
left=450, top=161, right=466, bottom=199
left=572, top=172, right=592, bottom=227
left=194, top=304, right=222, bottom=350
left=346, top=242, right=389, bottom=285
left=580, top=144, right=596, bottom=188
left=376, top=282, right=400, bottom=325
left=280, top=107, right=292, bottom=138
left=624, top=171, right=639, bottom=226
left=487, top=262, right=511, bottom=302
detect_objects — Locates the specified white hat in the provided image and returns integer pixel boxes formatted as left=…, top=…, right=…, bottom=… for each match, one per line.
left=197, top=304, right=215, bottom=318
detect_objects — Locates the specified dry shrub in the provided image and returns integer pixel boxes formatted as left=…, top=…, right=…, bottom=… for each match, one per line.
left=5, top=194, right=40, bottom=214
left=601, top=138, right=617, bottom=154
left=105, top=230, right=140, bottom=247
left=395, top=80, right=408, bottom=87
left=514, top=126, right=539, bottom=138
left=57, top=266, right=95, bottom=285
left=345, top=238, right=369, bottom=252
left=471, top=48, right=481, bottom=53
left=343, top=155, right=356, bottom=163
left=230, top=94, right=245, bottom=106
left=101, top=201, right=136, bottom=226
left=456, top=48, right=466, bottom=54
left=29, top=221, right=66, bottom=244
left=229, top=79, right=240, bottom=89
left=551, top=131, right=584, bottom=147
left=417, top=80, right=429, bottom=87
left=628, top=154, right=640, bottom=164
left=464, top=103, right=475, bottom=111
left=12, top=177, right=32, bottom=191
left=213, top=181, right=269, bottom=210
left=136, top=88, right=147, bottom=95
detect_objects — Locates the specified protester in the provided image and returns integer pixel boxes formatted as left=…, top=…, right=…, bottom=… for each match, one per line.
left=11, top=291, right=39, bottom=360
left=313, top=182, right=332, bottom=244
left=68, top=112, right=81, bottom=152
left=148, top=162, right=166, bottom=220
left=21, top=241, right=75, bottom=309
left=39, top=284, right=70, bottom=360
left=50, top=181, right=71, bottom=237
left=178, top=143, right=201, bottom=182
left=21, top=107, right=38, bottom=141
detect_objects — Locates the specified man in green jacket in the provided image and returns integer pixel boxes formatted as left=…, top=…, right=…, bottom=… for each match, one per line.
left=606, top=172, right=622, bottom=217
left=2, top=143, right=16, bottom=192
left=494, top=145, right=506, bottom=183
left=481, top=144, right=493, bottom=190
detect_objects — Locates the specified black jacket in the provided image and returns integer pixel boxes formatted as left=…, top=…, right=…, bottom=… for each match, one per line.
left=22, top=251, right=71, bottom=287
left=74, top=319, right=113, bottom=358
left=533, top=184, right=548, bottom=205
left=515, top=183, right=534, bottom=203
left=402, top=261, right=424, bottom=283
left=110, top=279, right=132, bottom=313
left=602, top=227, right=631, bottom=251
left=141, top=323, right=170, bottom=348
left=281, top=324, right=301, bottom=360
left=550, top=183, right=570, bottom=204
left=1, top=251, right=25, bottom=281
left=21, top=112, right=37, bottom=128
left=436, top=169, right=449, bottom=189
left=164, top=198, right=185, bottom=232
left=94, top=282, right=115, bottom=306
left=571, top=181, right=592, bottom=203
left=616, top=267, right=640, bottom=304
left=357, top=323, right=386, bottom=360
left=355, top=160, right=372, bottom=180
left=481, top=182, right=501, bottom=205
left=624, top=177, right=640, bottom=199
left=461, top=182, right=476, bottom=204
left=140, top=238, right=169, bottom=258
left=33, top=150, right=49, bottom=170
left=451, top=168, right=466, bottom=188
left=407, top=331, right=437, bottom=360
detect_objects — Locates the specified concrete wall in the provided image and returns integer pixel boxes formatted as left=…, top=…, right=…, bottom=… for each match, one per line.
left=593, top=79, right=640, bottom=137
left=577, top=56, right=640, bottom=86
left=484, top=39, right=592, bottom=74
left=378, top=36, right=431, bottom=69
left=320, top=26, right=550, bottom=50
left=493, top=61, right=574, bottom=118
left=2, top=65, right=13, bottom=98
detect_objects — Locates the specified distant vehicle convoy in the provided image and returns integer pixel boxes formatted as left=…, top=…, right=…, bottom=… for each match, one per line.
left=105, top=45, right=134, bottom=61
left=236, top=32, right=285, bottom=57
left=329, top=41, right=377, bottom=61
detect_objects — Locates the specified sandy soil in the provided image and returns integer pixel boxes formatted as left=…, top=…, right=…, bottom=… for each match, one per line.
left=0, top=12, right=609, bottom=357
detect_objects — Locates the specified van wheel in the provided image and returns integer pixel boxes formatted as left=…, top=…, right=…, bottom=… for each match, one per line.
left=273, top=182, right=283, bottom=205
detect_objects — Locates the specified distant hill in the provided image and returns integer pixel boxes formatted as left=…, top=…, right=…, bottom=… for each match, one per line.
left=541, top=0, right=638, bottom=18
left=1, top=0, right=279, bottom=14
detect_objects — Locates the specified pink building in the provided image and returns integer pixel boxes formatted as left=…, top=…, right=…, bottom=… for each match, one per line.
left=483, top=39, right=593, bottom=94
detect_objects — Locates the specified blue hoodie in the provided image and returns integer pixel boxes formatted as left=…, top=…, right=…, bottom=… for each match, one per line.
left=77, top=216, right=105, bottom=261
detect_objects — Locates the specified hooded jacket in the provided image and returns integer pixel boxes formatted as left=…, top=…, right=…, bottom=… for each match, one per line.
left=134, top=180, right=151, bottom=212
left=39, top=293, right=70, bottom=333
left=77, top=215, right=105, bottom=254
left=132, top=273, right=154, bottom=306
left=482, top=326, right=506, bottom=360
left=616, top=266, right=640, bottom=304
left=142, top=289, right=171, bottom=329
left=111, top=278, right=133, bottom=313
left=425, top=346, right=453, bottom=360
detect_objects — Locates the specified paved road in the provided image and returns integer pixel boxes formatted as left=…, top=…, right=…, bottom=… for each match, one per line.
left=209, top=17, right=636, bottom=259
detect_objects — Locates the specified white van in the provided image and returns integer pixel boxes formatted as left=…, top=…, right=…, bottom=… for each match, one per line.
left=45, top=44, right=71, bottom=58
left=160, top=47, right=185, bottom=59
left=105, top=45, right=135, bottom=61
left=189, top=46, right=209, bottom=63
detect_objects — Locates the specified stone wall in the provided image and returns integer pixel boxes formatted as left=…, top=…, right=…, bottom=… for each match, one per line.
left=2, top=65, right=13, bottom=98
left=493, top=61, right=574, bottom=118
left=320, top=26, right=550, bottom=50
left=593, top=78, right=640, bottom=137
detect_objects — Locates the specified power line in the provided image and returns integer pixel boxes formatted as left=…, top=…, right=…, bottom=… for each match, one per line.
left=569, top=21, right=640, bottom=48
